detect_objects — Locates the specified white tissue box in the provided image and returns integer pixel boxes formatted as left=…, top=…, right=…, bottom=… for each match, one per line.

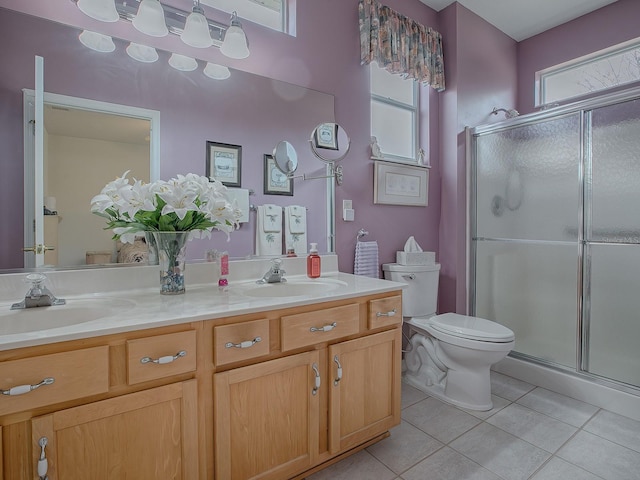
left=396, top=251, right=435, bottom=265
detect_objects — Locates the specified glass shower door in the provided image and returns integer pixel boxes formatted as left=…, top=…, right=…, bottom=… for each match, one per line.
left=586, top=98, right=640, bottom=387
left=472, top=114, right=582, bottom=369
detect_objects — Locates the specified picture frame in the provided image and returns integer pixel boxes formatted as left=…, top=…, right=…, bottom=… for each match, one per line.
left=313, top=123, right=339, bottom=150
left=206, top=141, right=242, bottom=187
left=373, top=160, right=429, bottom=206
left=263, top=154, right=293, bottom=196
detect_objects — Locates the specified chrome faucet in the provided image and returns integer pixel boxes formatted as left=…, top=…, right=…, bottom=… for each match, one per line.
left=257, top=258, right=287, bottom=284
left=11, top=273, right=66, bottom=310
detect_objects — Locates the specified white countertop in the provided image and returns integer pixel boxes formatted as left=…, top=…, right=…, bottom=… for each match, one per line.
left=0, top=256, right=405, bottom=351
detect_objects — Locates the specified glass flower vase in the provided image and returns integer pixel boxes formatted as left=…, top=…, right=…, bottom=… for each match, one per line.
left=149, top=231, right=190, bottom=295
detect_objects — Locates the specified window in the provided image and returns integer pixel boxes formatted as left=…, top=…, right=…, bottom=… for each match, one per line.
left=202, top=0, right=288, bottom=33
left=536, top=37, right=640, bottom=107
left=370, top=63, right=419, bottom=164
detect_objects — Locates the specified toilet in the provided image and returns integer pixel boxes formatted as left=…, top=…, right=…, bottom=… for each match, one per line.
left=383, top=263, right=515, bottom=411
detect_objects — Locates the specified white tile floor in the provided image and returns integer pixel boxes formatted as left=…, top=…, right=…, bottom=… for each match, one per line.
left=307, top=372, right=640, bottom=480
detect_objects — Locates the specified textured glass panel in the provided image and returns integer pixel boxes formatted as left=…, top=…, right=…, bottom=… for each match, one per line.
left=371, top=100, right=414, bottom=158
left=370, top=64, right=415, bottom=105
left=474, top=114, right=581, bottom=241
left=475, top=240, right=578, bottom=368
left=587, top=244, right=640, bottom=388
left=590, top=98, right=640, bottom=243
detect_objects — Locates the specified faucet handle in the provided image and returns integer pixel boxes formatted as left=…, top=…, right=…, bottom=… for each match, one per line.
left=25, top=273, right=47, bottom=285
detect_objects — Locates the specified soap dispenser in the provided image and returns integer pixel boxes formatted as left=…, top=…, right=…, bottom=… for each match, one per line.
left=307, top=243, right=321, bottom=278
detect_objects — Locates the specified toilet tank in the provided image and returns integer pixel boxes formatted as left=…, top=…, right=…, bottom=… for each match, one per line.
left=382, top=263, right=440, bottom=317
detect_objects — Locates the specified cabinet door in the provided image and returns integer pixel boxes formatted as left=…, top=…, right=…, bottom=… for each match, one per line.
left=214, top=351, right=320, bottom=480
left=31, top=380, right=198, bottom=480
left=328, top=329, right=401, bottom=453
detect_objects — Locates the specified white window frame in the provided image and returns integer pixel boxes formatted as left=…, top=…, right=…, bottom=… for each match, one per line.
left=370, top=65, right=420, bottom=164
left=536, top=37, right=640, bottom=107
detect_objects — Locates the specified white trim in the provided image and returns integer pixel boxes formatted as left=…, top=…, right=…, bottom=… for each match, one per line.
left=22, top=89, right=161, bottom=181
left=494, top=356, right=640, bottom=422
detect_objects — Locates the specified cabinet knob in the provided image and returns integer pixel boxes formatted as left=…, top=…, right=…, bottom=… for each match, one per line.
left=333, top=355, right=343, bottom=386
left=225, top=337, right=262, bottom=349
left=310, top=322, right=337, bottom=333
left=1, top=377, right=54, bottom=396
left=311, top=363, right=321, bottom=395
left=140, top=350, right=187, bottom=365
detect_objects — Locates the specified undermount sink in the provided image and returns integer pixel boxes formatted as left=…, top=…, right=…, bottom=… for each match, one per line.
left=0, top=298, right=136, bottom=335
left=238, top=279, right=348, bottom=298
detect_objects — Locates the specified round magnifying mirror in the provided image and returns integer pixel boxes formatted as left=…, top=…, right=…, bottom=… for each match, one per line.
left=272, top=141, right=298, bottom=175
left=309, top=123, right=351, bottom=164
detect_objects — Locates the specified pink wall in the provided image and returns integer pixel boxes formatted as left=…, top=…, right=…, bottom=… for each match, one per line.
left=517, top=0, right=640, bottom=114
left=438, top=3, right=518, bottom=313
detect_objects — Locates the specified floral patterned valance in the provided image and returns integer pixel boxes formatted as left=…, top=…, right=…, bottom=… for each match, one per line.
left=359, top=0, right=445, bottom=91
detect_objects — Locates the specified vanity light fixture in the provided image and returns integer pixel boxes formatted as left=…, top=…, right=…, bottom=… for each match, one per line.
left=203, top=62, right=231, bottom=80
left=73, top=0, right=251, bottom=59
left=181, top=0, right=213, bottom=48
left=126, top=42, right=159, bottom=63
left=220, top=11, right=250, bottom=59
left=78, top=30, right=116, bottom=52
left=132, top=0, right=168, bottom=37
left=77, top=0, right=119, bottom=22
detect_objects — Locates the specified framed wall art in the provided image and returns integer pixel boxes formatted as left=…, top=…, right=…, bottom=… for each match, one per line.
left=373, top=160, right=429, bottom=206
left=263, top=154, right=293, bottom=196
left=206, top=141, right=242, bottom=187
left=313, top=123, right=339, bottom=150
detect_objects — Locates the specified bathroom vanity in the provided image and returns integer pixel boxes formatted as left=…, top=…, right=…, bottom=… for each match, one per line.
left=0, top=257, right=403, bottom=479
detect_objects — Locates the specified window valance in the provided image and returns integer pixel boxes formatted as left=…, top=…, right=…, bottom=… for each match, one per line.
left=359, top=0, right=445, bottom=91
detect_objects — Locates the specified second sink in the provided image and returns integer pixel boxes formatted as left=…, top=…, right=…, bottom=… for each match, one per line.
left=238, top=278, right=348, bottom=298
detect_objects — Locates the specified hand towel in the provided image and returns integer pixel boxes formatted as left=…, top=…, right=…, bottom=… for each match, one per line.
left=256, top=205, right=283, bottom=256
left=225, top=188, right=250, bottom=223
left=262, top=204, right=282, bottom=232
left=354, top=241, right=379, bottom=278
left=284, top=205, right=307, bottom=255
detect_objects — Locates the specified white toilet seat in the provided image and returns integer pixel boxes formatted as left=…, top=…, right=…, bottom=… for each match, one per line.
left=408, top=313, right=514, bottom=352
left=428, top=313, right=515, bottom=342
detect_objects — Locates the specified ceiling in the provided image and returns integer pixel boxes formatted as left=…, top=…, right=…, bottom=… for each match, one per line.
left=418, top=0, right=619, bottom=41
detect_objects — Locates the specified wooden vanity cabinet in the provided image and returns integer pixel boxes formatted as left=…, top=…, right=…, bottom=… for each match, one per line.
left=213, top=293, right=402, bottom=480
left=0, top=326, right=200, bottom=480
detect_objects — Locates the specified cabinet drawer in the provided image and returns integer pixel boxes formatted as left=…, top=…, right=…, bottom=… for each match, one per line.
left=368, top=296, right=402, bottom=329
left=0, top=346, right=109, bottom=416
left=214, top=318, right=270, bottom=366
left=281, top=304, right=360, bottom=352
left=127, top=330, right=197, bottom=385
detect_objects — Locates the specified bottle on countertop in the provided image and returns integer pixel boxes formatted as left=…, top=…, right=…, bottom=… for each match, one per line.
left=218, top=251, right=229, bottom=291
left=307, top=243, right=321, bottom=278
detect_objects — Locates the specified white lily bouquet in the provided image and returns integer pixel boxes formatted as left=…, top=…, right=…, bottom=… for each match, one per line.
left=91, top=172, right=241, bottom=294
left=91, top=171, right=240, bottom=242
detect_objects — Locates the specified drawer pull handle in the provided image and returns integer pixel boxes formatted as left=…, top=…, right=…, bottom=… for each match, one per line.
left=225, top=337, right=262, bottom=349
left=140, top=350, right=187, bottom=365
left=333, top=355, right=343, bottom=386
left=376, top=309, right=397, bottom=317
left=38, top=436, right=48, bottom=480
left=1, top=377, right=54, bottom=396
left=311, top=363, right=321, bottom=396
left=310, top=322, right=337, bottom=333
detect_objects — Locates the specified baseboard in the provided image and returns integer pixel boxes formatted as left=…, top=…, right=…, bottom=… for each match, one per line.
left=493, top=356, right=640, bottom=422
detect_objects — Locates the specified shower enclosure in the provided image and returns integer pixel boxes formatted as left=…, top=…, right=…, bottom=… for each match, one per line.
left=469, top=86, right=640, bottom=394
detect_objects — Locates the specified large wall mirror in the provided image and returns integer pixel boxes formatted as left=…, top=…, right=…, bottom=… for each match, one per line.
left=0, top=6, right=336, bottom=272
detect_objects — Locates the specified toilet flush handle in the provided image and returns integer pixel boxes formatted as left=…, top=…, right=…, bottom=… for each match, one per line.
left=402, top=274, right=415, bottom=280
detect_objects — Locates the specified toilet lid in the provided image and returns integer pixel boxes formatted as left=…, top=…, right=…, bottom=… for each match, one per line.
left=427, top=313, right=515, bottom=342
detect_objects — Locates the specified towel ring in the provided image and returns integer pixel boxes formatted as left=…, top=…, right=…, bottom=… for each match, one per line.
left=356, top=229, right=369, bottom=242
